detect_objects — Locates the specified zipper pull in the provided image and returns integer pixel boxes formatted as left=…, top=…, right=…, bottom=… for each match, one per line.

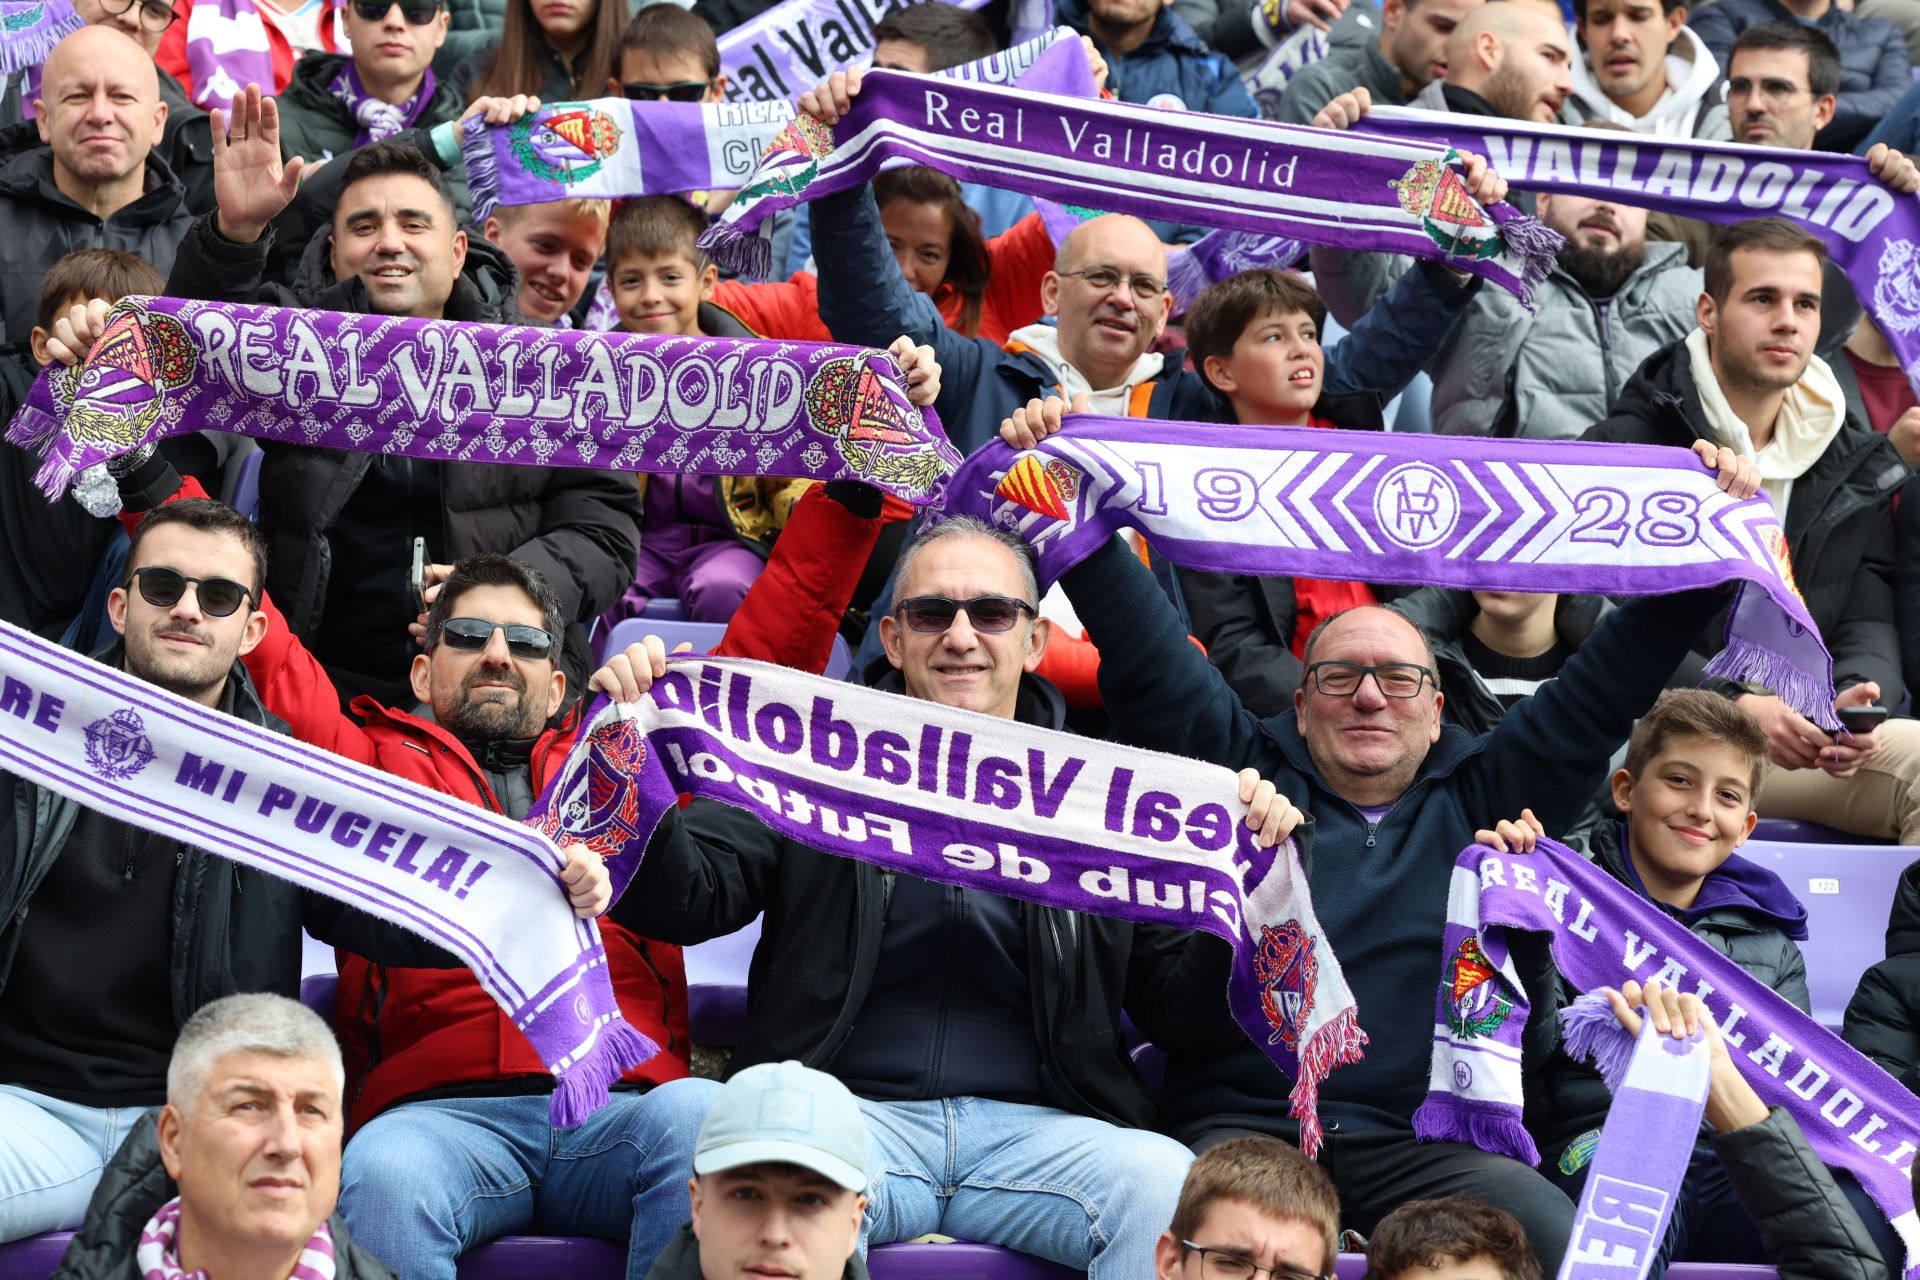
left=1365, top=823, right=1378, bottom=849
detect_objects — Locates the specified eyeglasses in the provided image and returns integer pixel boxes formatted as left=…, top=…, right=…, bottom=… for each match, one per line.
left=1726, top=76, right=1806, bottom=107
left=894, top=595, right=1036, bottom=634
left=621, top=79, right=712, bottom=102
left=1179, top=1241, right=1331, bottom=1280
left=435, top=617, right=557, bottom=660
left=98, top=0, right=178, bottom=32
left=1058, top=265, right=1167, bottom=300
left=350, top=0, right=443, bottom=23
left=131, top=567, right=255, bottom=618
left=1303, top=660, right=1436, bottom=698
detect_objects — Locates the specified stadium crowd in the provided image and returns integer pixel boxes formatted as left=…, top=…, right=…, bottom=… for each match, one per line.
left=1, top=0, right=1920, bottom=1276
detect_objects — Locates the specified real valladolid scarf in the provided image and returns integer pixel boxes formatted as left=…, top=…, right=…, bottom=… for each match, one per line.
left=0, top=619, right=653, bottom=1127
left=461, top=29, right=1089, bottom=225
left=1426, top=838, right=1920, bottom=1277
left=948, top=419, right=1838, bottom=727
left=552, top=657, right=1367, bottom=1155
left=1360, top=108, right=1920, bottom=397
left=0, top=0, right=81, bottom=74
left=6, top=295, right=961, bottom=509
left=184, top=0, right=348, bottom=112
left=698, top=69, right=1563, bottom=304
left=331, top=61, right=436, bottom=147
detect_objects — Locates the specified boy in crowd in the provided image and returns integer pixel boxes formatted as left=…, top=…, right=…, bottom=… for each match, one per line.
left=481, top=198, right=611, bottom=326
left=1364, top=1196, right=1541, bottom=1280
left=1154, top=1137, right=1341, bottom=1280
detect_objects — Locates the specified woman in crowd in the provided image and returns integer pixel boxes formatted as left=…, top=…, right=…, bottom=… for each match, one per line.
left=460, top=0, right=625, bottom=102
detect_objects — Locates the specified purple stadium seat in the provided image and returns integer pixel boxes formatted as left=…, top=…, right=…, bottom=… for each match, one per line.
left=457, top=1236, right=626, bottom=1277
left=1750, top=818, right=1875, bottom=845
left=639, top=598, right=689, bottom=621
left=869, top=1243, right=1081, bottom=1279
left=300, top=973, right=338, bottom=1022
left=1738, top=840, right=1915, bottom=1028
left=1130, top=1041, right=1167, bottom=1095
left=685, top=917, right=761, bottom=1045
left=0, top=1231, right=72, bottom=1280
left=598, top=618, right=854, bottom=681
left=1331, top=1258, right=1773, bottom=1279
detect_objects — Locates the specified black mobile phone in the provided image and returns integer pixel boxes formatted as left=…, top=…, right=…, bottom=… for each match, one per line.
left=1838, top=705, right=1889, bottom=734
left=409, top=537, right=427, bottom=616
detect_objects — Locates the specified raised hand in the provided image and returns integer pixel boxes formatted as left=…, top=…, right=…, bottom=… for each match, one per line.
left=211, top=84, right=305, bottom=244
left=461, top=94, right=543, bottom=127
left=890, top=336, right=942, bottom=407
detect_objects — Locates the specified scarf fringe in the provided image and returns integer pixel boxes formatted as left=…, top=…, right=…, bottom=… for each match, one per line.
left=1412, top=1094, right=1540, bottom=1165
left=1494, top=212, right=1563, bottom=312
left=548, top=1016, right=659, bottom=1129
left=697, top=220, right=772, bottom=280
left=0, top=4, right=83, bottom=75
left=460, top=116, right=501, bottom=228
left=6, top=401, right=80, bottom=501
left=1703, top=631, right=1840, bottom=732
left=1165, top=247, right=1210, bottom=313
left=1558, top=991, right=1634, bottom=1093
left=1290, top=1007, right=1369, bottom=1160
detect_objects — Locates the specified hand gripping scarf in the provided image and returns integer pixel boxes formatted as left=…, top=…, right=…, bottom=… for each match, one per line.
left=1357, top=108, right=1920, bottom=397
left=698, top=69, right=1562, bottom=304
left=0, top=0, right=81, bottom=74
left=0, top=619, right=654, bottom=1127
left=5, top=295, right=962, bottom=511
left=461, top=29, right=1091, bottom=226
left=944, top=418, right=1839, bottom=728
left=1425, top=838, right=1920, bottom=1277
left=539, top=657, right=1366, bottom=1156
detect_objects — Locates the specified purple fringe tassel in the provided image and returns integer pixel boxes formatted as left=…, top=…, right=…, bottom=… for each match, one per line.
left=1493, top=212, right=1564, bottom=312
left=1703, top=633, right=1840, bottom=732
left=1412, top=1094, right=1540, bottom=1166
left=548, top=1016, right=658, bottom=1129
left=460, top=115, right=502, bottom=228
left=1558, top=991, right=1635, bottom=1093
left=697, top=220, right=773, bottom=280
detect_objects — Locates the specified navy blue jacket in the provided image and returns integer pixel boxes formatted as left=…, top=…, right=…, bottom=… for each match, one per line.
left=1691, top=0, right=1911, bottom=151
left=1058, top=536, right=1727, bottom=1137
left=1057, top=0, right=1259, bottom=117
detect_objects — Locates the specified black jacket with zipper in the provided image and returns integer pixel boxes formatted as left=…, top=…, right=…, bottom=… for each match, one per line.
left=1842, top=854, right=1920, bottom=1097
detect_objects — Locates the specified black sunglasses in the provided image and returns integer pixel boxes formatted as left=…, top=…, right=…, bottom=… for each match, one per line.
left=621, top=79, right=711, bottom=102
left=894, top=594, right=1036, bottom=634
left=436, top=616, right=557, bottom=660
left=131, top=567, right=255, bottom=618
left=351, top=0, right=442, bottom=23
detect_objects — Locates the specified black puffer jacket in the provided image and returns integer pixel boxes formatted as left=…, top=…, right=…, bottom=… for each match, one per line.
left=50, top=1113, right=395, bottom=1280
left=162, top=214, right=642, bottom=703
left=1842, top=856, right=1920, bottom=1097
left=1713, top=1107, right=1889, bottom=1280
left=1583, top=340, right=1909, bottom=706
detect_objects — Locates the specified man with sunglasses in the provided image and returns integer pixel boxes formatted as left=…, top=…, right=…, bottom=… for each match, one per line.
left=0, top=499, right=484, bottom=1244
left=272, top=0, right=466, bottom=173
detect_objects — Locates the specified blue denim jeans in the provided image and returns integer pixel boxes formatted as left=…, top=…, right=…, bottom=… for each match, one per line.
left=0, top=1085, right=151, bottom=1242
left=338, top=1078, right=721, bottom=1280
left=858, top=1096, right=1192, bottom=1279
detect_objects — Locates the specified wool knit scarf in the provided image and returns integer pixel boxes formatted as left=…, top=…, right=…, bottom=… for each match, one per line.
left=5, top=295, right=961, bottom=511
left=0, top=619, right=653, bottom=1125
left=330, top=61, right=436, bottom=147
left=1425, top=838, right=1919, bottom=1277
left=0, top=0, right=81, bottom=74
left=559, top=658, right=1366, bottom=1156
left=139, top=1198, right=335, bottom=1280
left=1358, top=108, right=1920, bottom=397
left=697, top=69, right=1562, bottom=305
left=946, top=419, right=1838, bottom=728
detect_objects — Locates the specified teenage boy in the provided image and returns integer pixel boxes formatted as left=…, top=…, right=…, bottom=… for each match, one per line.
left=1364, top=1196, right=1542, bottom=1280
left=1154, top=1137, right=1342, bottom=1280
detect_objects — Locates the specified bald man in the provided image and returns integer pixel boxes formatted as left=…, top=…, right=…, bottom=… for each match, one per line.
left=0, top=26, right=193, bottom=343
left=1425, top=0, right=1576, bottom=120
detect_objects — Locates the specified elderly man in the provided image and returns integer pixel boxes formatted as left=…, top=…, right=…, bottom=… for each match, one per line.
left=0, top=26, right=193, bottom=344
left=50, top=994, right=395, bottom=1280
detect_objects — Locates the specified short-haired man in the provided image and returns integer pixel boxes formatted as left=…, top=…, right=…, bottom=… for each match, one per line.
left=1156, top=1137, right=1341, bottom=1280
left=1566, top=0, right=1728, bottom=137
left=645, top=1062, right=872, bottom=1280
left=1276, top=0, right=1487, bottom=123
left=52, top=994, right=398, bottom=1280
left=0, top=26, right=193, bottom=344
left=482, top=198, right=612, bottom=326
left=0, top=500, right=459, bottom=1243
left=1691, top=0, right=1910, bottom=150
left=1584, top=218, right=1920, bottom=848
left=271, top=0, right=465, bottom=166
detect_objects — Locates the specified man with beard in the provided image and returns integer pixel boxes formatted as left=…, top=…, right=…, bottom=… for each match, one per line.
left=1430, top=188, right=1700, bottom=439
left=1566, top=0, right=1729, bottom=138
left=1276, top=0, right=1487, bottom=124
left=0, top=499, right=474, bottom=1242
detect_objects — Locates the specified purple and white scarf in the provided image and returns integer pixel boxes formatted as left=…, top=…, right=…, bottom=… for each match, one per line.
left=183, top=0, right=316, bottom=112
left=0, top=619, right=654, bottom=1125
left=1, top=0, right=81, bottom=74
left=461, top=29, right=1090, bottom=226
left=1423, top=839, right=1919, bottom=1276
left=559, top=657, right=1367, bottom=1156
left=946, top=418, right=1839, bottom=728
left=5, top=295, right=961, bottom=507
left=716, top=0, right=992, bottom=104
left=139, top=1197, right=336, bottom=1280
left=330, top=61, right=436, bottom=147
left=1034, top=199, right=1306, bottom=313
left=1359, top=108, right=1920, bottom=397
left=700, top=69, right=1561, bottom=304
left=1244, top=23, right=1332, bottom=120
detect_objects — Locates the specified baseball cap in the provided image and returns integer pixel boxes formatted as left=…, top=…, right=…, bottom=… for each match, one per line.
left=692, top=1061, right=870, bottom=1192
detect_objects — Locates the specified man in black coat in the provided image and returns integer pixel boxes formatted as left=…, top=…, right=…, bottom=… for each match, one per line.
left=1583, top=218, right=1919, bottom=846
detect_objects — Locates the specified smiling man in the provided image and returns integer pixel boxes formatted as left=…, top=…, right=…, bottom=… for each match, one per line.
left=482, top=198, right=610, bottom=326
left=1566, top=0, right=1729, bottom=137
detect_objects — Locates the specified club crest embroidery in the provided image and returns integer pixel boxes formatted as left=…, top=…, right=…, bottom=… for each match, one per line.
left=64, top=305, right=196, bottom=450
left=1765, top=528, right=1805, bottom=605
left=543, top=717, right=648, bottom=859
left=739, top=114, right=835, bottom=201
left=1444, top=936, right=1512, bottom=1039
left=511, top=105, right=623, bottom=185
left=1873, top=238, right=1920, bottom=335
left=1389, top=154, right=1504, bottom=263
left=1254, top=920, right=1318, bottom=1050
left=3, top=2, right=46, bottom=30
left=803, top=356, right=946, bottom=493
left=994, top=454, right=1081, bottom=522
left=84, top=708, right=155, bottom=782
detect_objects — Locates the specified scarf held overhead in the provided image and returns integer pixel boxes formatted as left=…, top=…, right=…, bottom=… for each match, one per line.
left=5, top=295, right=961, bottom=506
left=1359, top=108, right=1920, bottom=398
left=0, top=619, right=653, bottom=1127
left=557, top=656, right=1366, bottom=1156
left=699, top=69, right=1562, bottom=304
left=947, top=418, right=1837, bottom=728
left=1423, top=838, right=1919, bottom=1278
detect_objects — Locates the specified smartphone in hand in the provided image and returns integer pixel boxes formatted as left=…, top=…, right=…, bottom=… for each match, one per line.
left=409, top=537, right=427, bottom=617
left=1837, top=705, right=1890, bottom=734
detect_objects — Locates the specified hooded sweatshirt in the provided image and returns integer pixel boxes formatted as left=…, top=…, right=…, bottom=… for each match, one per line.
left=1685, top=326, right=1847, bottom=514
left=1568, top=24, right=1731, bottom=139
left=1002, top=322, right=1166, bottom=415
left=1618, top=828, right=1811, bottom=939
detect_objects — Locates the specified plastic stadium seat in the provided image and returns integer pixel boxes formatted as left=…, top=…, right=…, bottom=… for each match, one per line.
left=685, top=917, right=762, bottom=1046
left=869, top=1243, right=1082, bottom=1279
left=1739, top=840, right=1914, bottom=1029
left=0, top=1231, right=71, bottom=1280
left=458, top=1236, right=626, bottom=1277
left=1750, top=818, right=1876, bottom=845
left=639, top=599, right=689, bottom=621
left=598, top=617, right=855, bottom=680
left=301, top=973, right=338, bottom=1023
left=1331, top=1259, right=1773, bottom=1280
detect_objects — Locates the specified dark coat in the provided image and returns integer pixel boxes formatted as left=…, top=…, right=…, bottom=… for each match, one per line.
left=644, top=1224, right=870, bottom=1280
left=1691, top=0, right=1912, bottom=151
left=0, top=68, right=212, bottom=214
left=1892, top=472, right=1920, bottom=714
left=1056, top=0, right=1255, bottom=116
left=1583, top=339, right=1908, bottom=706
left=1713, top=1107, right=1890, bottom=1280
left=50, top=1113, right=396, bottom=1280
left=1392, top=591, right=1615, bottom=737
left=1841, top=856, right=1920, bottom=1096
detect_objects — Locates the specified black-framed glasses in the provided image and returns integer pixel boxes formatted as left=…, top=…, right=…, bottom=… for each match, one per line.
left=436, top=617, right=557, bottom=660
left=131, top=567, right=255, bottom=618
left=1726, top=76, right=1806, bottom=106
left=98, top=0, right=178, bottom=31
left=621, top=78, right=711, bottom=102
left=1058, top=265, right=1167, bottom=300
left=350, top=0, right=443, bottom=23
left=1303, top=660, right=1435, bottom=698
left=1180, top=1241, right=1330, bottom=1280
left=895, top=594, right=1036, bottom=634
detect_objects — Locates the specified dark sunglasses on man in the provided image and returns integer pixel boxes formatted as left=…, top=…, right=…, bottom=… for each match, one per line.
left=436, top=617, right=558, bottom=661
left=350, top=0, right=443, bottom=24
left=621, top=79, right=711, bottom=102
left=131, top=567, right=255, bottom=618
left=893, top=595, right=1036, bottom=634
